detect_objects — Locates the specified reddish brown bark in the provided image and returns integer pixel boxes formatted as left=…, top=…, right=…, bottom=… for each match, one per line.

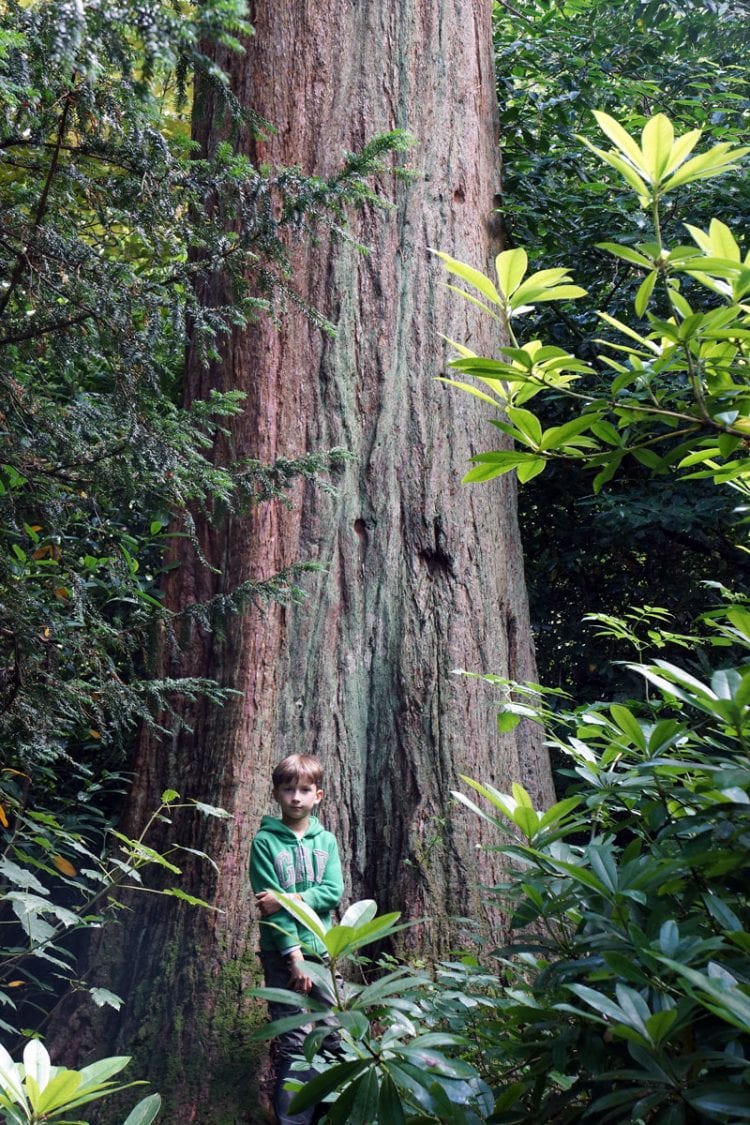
left=60, top=2, right=554, bottom=1118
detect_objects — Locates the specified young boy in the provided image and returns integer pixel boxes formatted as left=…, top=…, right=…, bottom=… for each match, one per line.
left=250, top=754, right=344, bottom=1125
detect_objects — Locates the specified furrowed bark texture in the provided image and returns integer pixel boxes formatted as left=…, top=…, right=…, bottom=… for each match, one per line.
left=60, top=2, right=554, bottom=1120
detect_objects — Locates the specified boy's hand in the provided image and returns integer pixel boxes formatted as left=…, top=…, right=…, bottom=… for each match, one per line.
left=255, top=890, right=281, bottom=917
left=286, top=948, right=313, bottom=994
left=255, top=889, right=303, bottom=917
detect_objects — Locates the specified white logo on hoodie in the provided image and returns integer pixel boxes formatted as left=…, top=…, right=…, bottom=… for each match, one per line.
left=273, top=845, right=328, bottom=888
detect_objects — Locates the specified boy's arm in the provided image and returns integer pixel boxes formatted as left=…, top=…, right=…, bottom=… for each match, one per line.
left=249, top=836, right=300, bottom=953
left=299, top=835, right=344, bottom=913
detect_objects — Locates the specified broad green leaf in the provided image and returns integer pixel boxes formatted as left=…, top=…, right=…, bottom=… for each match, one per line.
left=664, top=143, right=750, bottom=192
left=516, top=457, right=546, bottom=483
left=511, top=783, right=534, bottom=809
left=352, top=968, right=431, bottom=1009
left=60, top=1079, right=146, bottom=1113
left=615, top=983, right=650, bottom=1034
left=662, top=127, right=702, bottom=175
left=634, top=270, right=657, bottom=317
left=339, top=899, right=377, bottom=929
left=435, top=378, right=502, bottom=408
left=432, top=251, right=502, bottom=306
left=497, top=709, right=520, bottom=732
left=323, top=924, right=358, bottom=959
left=496, top=248, right=527, bottom=297
left=333, top=913, right=406, bottom=954
left=346, top=1067, right=380, bottom=1124
left=385, top=1061, right=441, bottom=1115
left=592, top=111, right=650, bottom=174
left=548, top=859, right=608, bottom=894
left=597, top=311, right=658, bottom=350
left=463, top=452, right=531, bottom=483
left=507, top=408, right=542, bottom=446
left=34, top=1069, right=83, bottom=1115
left=161, top=887, right=220, bottom=910
left=587, top=845, right=618, bottom=894
left=686, top=1088, right=750, bottom=1118
left=651, top=659, right=714, bottom=696
left=659, top=920, right=679, bottom=956
left=318, top=1072, right=367, bottom=1125
left=517, top=283, right=586, bottom=304
left=122, top=1093, right=162, bottom=1125
left=7, top=891, right=78, bottom=928
left=580, top=139, right=651, bottom=200
left=512, top=267, right=574, bottom=303
left=0, top=858, right=47, bottom=894
left=287, top=1060, right=367, bottom=1114
left=23, top=1039, right=50, bottom=1097
left=458, top=776, right=516, bottom=819
left=444, top=283, right=501, bottom=321
left=596, top=242, right=654, bottom=268
left=567, top=983, right=631, bottom=1026
left=451, top=789, right=505, bottom=829
left=657, top=958, right=750, bottom=1031
left=727, top=608, right=750, bottom=640
left=450, top=356, right=517, bottom=378
left=189, top=800, right=232, bottom=819
left=439, top=334, right=477, bottom=359
left=378, top=1072, right=407, bottom=1125
left=513, top=805, right=540, bottom=837
left=645, top=1008, right=677, bottom=1045
left=609, top=704, right=646, bottom=749
left=274, top=892, right=328, bottom=943
left=248, top=1008, right=331, bottom=1043
left=707, top=218, right=741, bottom=261
left=539, top=415, right=595, bottom=451
left=537, top=796, right=581, bottom=832
left=337, top=1010, right=370, bottom=1041
left=593, top=452, right=624, bottom=492
left=77, top=1057, right=132, bottom=1091
left=703, top=893, right=742, bottom=930
left=641, top=113, right=674, bottom=180
left=711, top=667, right=742, bottom=700
left=398, top=1047, right=475, bottom=1079
left=89, top=988, right=123, bottom=1011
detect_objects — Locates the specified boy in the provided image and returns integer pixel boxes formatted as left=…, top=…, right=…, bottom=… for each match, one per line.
left=250, top=754, right=344, bottom=1125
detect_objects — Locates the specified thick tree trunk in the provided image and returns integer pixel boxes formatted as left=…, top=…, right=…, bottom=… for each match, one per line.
left=59, top=2, right=554, bottom=1120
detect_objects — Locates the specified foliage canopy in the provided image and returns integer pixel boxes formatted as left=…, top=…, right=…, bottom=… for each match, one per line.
left=494, top=0, right=750, bottom=695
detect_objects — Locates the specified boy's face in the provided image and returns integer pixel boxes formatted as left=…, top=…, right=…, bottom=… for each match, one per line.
left=273, top=777, right=324, bottom=826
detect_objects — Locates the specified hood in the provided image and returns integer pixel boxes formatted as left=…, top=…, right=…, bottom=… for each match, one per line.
left=258, top=814, right=324, bottom=843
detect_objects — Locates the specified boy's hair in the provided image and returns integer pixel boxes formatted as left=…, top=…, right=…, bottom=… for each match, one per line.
left=272, top=754, right=323, bottom=788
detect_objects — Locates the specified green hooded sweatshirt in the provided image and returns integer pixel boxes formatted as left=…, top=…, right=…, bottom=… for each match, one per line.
left=249, top=815, right=343, bottom=956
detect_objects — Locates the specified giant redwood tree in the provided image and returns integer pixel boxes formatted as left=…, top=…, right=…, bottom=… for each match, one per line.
left=66, top=1, right=555, bottom=1118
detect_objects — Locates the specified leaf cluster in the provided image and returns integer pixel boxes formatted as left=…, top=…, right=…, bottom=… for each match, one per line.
left=249, top=899, right=494, bottom=1123
left=0, top=1038, right=160, bottom=1124
left=441, top=112, right=750, bottom=494
left=493, top=0, right=750, bottom=698
left=451, top=607, right=750, bottom=1121
left=0, top=780, right=230, bottom=1046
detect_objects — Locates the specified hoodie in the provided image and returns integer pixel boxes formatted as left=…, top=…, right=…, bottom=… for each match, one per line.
left=249, top=815, right=344, bottom=956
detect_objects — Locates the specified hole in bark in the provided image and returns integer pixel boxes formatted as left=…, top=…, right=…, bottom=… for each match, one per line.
left=419, top=548, right=454, bottom=577
left=453, top=185, right=466, bottom=203
left=354, top=518, right=367, bottom=539
left=418, top=518, right=455, bottom=578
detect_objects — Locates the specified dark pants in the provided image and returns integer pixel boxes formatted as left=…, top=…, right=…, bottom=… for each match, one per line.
left=259, top=951, right=341, bottom=1125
